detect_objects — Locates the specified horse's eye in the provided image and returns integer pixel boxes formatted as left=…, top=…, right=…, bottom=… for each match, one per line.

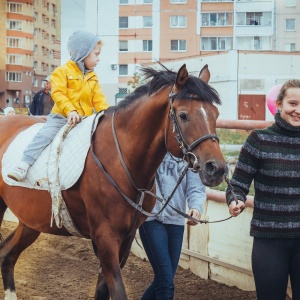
left=178, top=112, right=188, bottom=122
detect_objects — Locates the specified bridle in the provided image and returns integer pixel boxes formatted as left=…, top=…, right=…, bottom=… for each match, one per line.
left=167, top=87, right=219, bottom=172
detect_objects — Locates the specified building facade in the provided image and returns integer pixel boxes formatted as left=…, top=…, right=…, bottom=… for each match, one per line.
left=77, top=0, right=299, bottom=109
left=0, top=0, right=61, bottom=112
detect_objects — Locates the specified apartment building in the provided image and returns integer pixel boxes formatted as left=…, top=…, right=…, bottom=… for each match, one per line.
left=87, top=0, right=299, bottom=105
left=33, top=0, right=61, bottom=94
left=0, top=0, right=61, bottom=111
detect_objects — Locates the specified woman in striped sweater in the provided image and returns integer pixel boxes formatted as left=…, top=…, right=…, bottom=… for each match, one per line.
left=226, top=80, right=300, bottom=300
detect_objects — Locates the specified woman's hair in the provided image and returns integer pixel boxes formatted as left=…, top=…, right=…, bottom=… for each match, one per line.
left=277, top=79, right=300, bottom=102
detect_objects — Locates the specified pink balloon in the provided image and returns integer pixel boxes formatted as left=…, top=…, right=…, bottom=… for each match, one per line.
left=266, top=84, right=282, bottom=115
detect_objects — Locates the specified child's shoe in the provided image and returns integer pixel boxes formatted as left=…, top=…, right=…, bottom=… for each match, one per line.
left=7, top=161, right=30, bottom=182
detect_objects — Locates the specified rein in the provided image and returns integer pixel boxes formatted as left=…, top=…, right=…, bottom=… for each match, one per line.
left=90, top=111, right=182, bottom=219
left=156, top=172, right=238, bottom=224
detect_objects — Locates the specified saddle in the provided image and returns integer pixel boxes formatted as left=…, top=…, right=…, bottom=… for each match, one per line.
left=1, top=112, right=104, bottom=236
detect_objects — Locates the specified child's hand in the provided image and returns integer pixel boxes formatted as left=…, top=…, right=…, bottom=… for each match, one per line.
left=68, top=111, right=81, bottom=125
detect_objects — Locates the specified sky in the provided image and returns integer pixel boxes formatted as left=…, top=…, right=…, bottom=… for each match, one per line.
left=60, top=0, right=87, bottom=63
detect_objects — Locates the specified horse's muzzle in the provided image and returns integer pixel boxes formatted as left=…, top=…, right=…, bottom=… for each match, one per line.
left=199, top=160, right=228, bottom=187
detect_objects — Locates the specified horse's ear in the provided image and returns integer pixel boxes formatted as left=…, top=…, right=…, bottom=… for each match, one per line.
left=175, top=64, right=189, bottom=89
left=199, top=64, right=210, bottom=83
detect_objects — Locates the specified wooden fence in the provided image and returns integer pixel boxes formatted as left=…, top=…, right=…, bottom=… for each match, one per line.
left=131, top=119, right=292, bottom=299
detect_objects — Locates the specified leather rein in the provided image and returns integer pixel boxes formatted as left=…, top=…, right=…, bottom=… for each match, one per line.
left=90, top=88, right=235, bottom=225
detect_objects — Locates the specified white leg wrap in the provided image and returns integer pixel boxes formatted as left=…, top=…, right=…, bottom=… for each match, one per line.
left=4, top=290, right=17, bottom=300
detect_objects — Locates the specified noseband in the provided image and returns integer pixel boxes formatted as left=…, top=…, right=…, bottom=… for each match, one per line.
left=168, top=88, right=219, bottom=171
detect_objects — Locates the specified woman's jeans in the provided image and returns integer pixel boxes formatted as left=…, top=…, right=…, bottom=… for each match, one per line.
left=252, top=237, right=300, bottom=300
left=139, top=220, right=184, bottom=300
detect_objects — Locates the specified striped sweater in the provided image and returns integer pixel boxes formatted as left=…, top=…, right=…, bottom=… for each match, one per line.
left=227, top=113, right=300, bottom=238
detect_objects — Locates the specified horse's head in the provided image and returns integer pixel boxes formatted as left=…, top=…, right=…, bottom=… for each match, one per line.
left=166, top=64, right=228, bottom=187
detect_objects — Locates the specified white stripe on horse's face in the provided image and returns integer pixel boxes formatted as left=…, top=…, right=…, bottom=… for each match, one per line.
left=5, top=289, right=17, bottom=300
left=200, top=106, right=207, bottom=119
left=199, top=106, right=211, bottom=133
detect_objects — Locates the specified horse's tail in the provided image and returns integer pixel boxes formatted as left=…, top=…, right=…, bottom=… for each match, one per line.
left=0, top=197, right=7, bottom=241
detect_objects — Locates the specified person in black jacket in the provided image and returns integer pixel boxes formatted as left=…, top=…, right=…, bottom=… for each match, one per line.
left=29, top=75, right=54, bottom=115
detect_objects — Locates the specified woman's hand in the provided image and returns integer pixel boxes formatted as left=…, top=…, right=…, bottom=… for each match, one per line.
left=187, top=209, right=200, bottom=226
left=229, top=200, right=245, bottom=217
left=67, top=111, right=82, bottom=125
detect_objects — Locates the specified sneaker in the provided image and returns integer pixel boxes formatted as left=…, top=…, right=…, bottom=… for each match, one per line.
left=7, top=161, right=30, bottom=182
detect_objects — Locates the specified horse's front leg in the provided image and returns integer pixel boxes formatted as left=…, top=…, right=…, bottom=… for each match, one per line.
left=94, top=267, right=110, bottom=300
left=94, top=237, right=127, bottom=300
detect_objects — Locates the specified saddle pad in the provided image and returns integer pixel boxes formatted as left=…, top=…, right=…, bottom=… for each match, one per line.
left=2, top=113, right=103, bottom=191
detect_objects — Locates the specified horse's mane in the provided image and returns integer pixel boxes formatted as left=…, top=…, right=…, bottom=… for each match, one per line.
left=110, top=64, right=221, bottom=112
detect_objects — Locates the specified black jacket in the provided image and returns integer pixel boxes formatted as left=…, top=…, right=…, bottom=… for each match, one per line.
left=29, top=90, right=54, bottom=115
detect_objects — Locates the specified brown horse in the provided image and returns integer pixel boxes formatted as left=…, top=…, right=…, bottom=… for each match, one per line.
left=0, top=64, right=227, bottom=300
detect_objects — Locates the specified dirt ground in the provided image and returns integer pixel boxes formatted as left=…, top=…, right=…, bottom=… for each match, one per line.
left=0, top=221, right=257, bottom=300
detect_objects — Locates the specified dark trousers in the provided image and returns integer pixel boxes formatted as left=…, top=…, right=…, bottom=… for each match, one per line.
left=139, top=220, right=184, bottom=300
left=252, top=237, right=300, bottom=300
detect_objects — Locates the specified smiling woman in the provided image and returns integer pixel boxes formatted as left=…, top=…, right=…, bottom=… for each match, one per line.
left=226, top=79, right=300, bottom=300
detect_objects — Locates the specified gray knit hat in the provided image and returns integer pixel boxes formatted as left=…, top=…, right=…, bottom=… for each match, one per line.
left=67, top=30, right=101, bottom=62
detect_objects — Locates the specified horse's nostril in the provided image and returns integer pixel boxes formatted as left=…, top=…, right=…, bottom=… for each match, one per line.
left=204, top=161, right=218, bottom=175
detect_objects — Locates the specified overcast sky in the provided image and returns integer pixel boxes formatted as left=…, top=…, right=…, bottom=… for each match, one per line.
left=60, top=0, right=87, bottom=63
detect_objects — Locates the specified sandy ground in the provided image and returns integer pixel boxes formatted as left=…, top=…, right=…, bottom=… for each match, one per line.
left=0, top=221, right=257, bottom=300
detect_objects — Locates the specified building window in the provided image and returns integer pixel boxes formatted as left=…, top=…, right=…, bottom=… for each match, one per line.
left=42, top=31, right=49, bottom=41
left=7, top=38, right=21, bottom=48
left=285, top=0, right=296, bottom=6
left=170, top=0, right=186, bottom=3
left=7, top=55, right=22, bottom=65
left=285, top=43, right=296, bottom=52
left=51, top=4, right=56, bottom=13
left=6, top=72, right=22, bottom=82
left=170, top=16, right=186, bottom=28
left=286, top=19, right=295, bottom=31
left=51, top=35, right=55, bottom=43
left=144, top=0, right=153, bottom=3
left=119, top=40, right=128, bottom=51
left=34, top=12, right=38, bottom=21
left=49, top=50, right=54, bottom=58
left=119, top=17, right=128, bottom=28
left=119, top=65, right=128, bottom=76
left=120, top=0, right=128, bottom=4
left=51, top=19, right=56, bottom=28
left=143, top=16, right=152, bottom=27
left=34, top=45, right=38, bottom=54
left=6, top=20, right=22, bottom=30
left=7, top=3, right=22, bottom=13
left=33, top=61, right=37, bottom=71
left=34, top=0, right=38, bottom=5
left=34, top=78, right=38, bottom=87
left=42, top=63, right=49, bottom=72
left=143, top=40, right=152, bottom=51
left=50, top=65, right=56, bottom=72
left=236, top=36, right=271, bottom=51
left=171, top=40, right=186, bottom=51
left=42, top=47, right=49, bottom=57
left=34, top=28, right=38, bottom=37
left=237, top=12, right=272, bottom=26
left=202, top=12, right=233, bottom=26
left=201, top=37, right=233, bottom=51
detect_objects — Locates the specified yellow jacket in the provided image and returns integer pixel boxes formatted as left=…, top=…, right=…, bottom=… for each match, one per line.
left=50, top=60, right=109, bottom=117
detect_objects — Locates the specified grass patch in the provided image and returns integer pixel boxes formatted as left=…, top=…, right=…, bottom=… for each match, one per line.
left=208, top=129, right=255, bottom=196
left=217, top=128, right=250, bottom=145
